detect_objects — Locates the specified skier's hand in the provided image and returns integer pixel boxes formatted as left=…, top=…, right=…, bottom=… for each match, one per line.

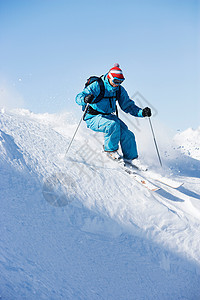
left=84, top=94, right=94, bottom=104
left=142, top=107, right=151, bottom=117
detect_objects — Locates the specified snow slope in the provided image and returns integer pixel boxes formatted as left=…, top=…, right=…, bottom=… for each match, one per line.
left=174, top=127, right=200, bottom=160
left=0, top=109, right=200, bottom=300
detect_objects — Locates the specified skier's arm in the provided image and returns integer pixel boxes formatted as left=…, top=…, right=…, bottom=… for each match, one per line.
left=75, top=82, right=100, bottom=106
left=118, top=87, right=143, bottom=117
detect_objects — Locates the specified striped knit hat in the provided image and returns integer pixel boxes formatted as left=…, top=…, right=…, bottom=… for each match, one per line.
left=107, top=63, right=125, bottom=81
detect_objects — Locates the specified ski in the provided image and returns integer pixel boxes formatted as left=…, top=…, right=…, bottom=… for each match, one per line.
left=105, top=155, right=159, bottom=191
left=147, top=173, right=183, bottom=189
left=123, top=167, right=160, bottom=191
left=123, top=160, right=183, bottom=189
left=105, top=154, right=183, bottom=191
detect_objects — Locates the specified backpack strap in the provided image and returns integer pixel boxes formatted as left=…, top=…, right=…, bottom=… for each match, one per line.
left=115, top=85, right=121, bottom=117
left=92, top=77, right=105, bottom=103
left=116, top=85, right=121, bottom=101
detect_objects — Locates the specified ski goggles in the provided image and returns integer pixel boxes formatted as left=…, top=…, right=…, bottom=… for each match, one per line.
left=109, top=72, right=125, bottom=85
left=112, top=78, right=124, bottom=85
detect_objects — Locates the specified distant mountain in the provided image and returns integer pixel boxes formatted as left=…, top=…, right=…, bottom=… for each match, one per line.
left=174, top=127, right=200, bottom=160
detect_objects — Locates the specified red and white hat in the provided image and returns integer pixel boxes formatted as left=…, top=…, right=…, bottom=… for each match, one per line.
left=107, top=63, right=125, bottom=81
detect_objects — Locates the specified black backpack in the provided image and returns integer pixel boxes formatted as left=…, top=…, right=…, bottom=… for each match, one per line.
left=85, top=75, right=121, bottom=104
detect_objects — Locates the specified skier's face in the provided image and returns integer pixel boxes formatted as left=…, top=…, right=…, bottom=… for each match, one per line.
left=108, top=78, right=120, bottom=87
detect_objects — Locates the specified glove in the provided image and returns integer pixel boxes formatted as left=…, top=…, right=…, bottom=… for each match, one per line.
left=84, top=94, right=94, bottom=104
left=142, top=107, right=151, bottom=117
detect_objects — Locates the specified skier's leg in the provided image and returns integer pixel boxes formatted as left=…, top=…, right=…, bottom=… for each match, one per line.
left=119, top=119, right=138, bottom=160
left=86, top=115, right=121, bottom=151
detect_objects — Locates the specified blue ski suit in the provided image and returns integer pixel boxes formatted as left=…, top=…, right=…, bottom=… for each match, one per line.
left=75, top=74, right=144, bottom=160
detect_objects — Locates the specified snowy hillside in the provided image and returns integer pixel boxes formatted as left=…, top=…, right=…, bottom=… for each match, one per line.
left=0, top=109, right=200, bottom=300
left=174, top=127, right=200, bottom=160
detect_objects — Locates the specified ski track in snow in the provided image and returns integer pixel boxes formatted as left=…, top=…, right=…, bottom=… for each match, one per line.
left=0, top=109, right=200, bottom=300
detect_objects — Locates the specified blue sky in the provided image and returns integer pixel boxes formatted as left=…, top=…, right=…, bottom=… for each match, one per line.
left=0, top=0, right=199, bottom=131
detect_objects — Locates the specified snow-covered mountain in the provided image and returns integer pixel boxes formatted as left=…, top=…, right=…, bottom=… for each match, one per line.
left=0, top=108, right=200, bottom=299
left=174, top=127, right=200, bottom=160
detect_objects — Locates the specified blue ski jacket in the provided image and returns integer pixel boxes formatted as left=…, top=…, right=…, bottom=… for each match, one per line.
left=75, top=74, right=143, bottom=120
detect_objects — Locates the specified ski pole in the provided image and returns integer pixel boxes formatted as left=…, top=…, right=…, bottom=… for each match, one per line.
left=148, top=117, right=162, bottom=167
left=64, top=103, right=89, bottom=158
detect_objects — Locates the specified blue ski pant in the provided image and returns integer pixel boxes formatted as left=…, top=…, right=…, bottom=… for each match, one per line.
left=85, top=114, right=138, bottom=160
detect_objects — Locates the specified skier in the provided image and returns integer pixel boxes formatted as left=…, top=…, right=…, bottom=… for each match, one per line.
left=75, top=63, right=151, bottom=170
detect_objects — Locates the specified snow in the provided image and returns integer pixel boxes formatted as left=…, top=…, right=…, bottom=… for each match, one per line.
left=174, top=127, right=200, bottom=160
left=0, top=108, right=200, bottom=299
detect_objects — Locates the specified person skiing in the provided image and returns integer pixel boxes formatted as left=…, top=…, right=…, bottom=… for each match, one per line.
left=75, top=63, right=151, bottom=170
